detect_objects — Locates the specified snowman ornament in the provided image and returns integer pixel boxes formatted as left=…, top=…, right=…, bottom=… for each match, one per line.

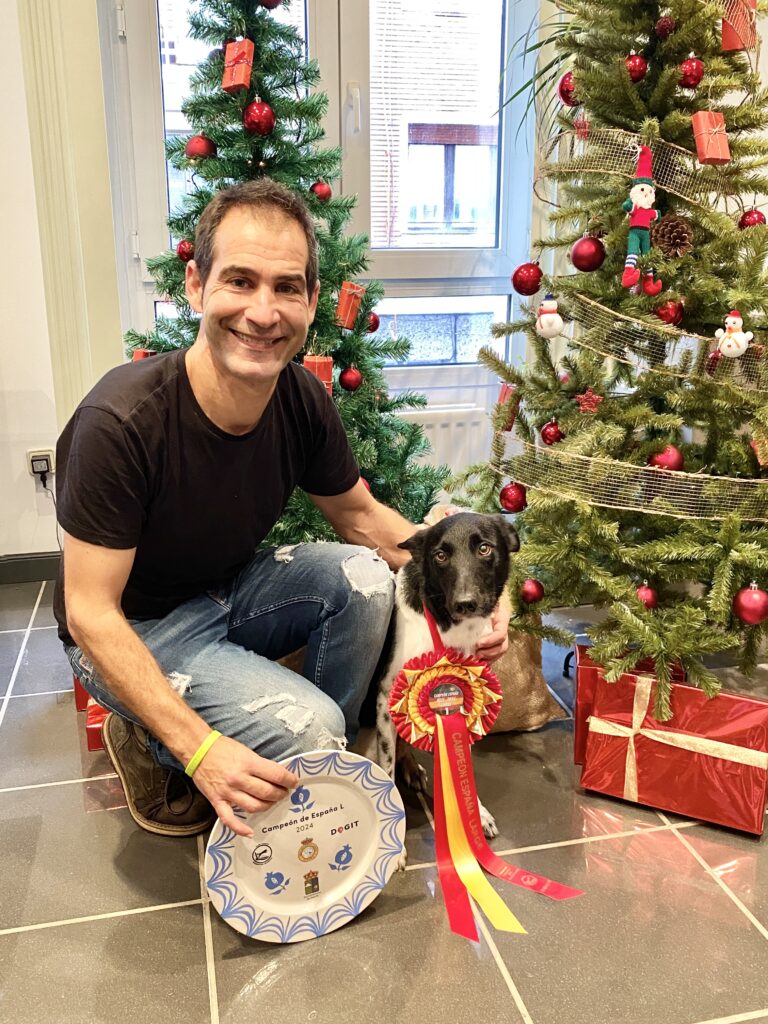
left=715, top=309, right=753, bottom=358
left=535, top=293, right=564, bottom=339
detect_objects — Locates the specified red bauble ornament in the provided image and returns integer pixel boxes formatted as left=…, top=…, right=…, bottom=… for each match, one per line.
left=738, top=208, right=766, bottom=229
left=260, top=0, right=283, bottom=7
left=732, top=582, right=768, bottom=626
left=367, top=312, right=380, bottom=333
left=520, top=579, right=545, bottom=604
left=570, top=235, right=606, bottom=272
left=499, top=482, right=527, bottom=513
left=655, top=16, right=677, bottom=40
left=339, top=367, right=363, bottom=391
left=541, top=420, right=565, bottom=445
left=653, top=300, right=684, bottom=326
left=648, top=445, right=684, bottom=471
left=636, top=583, right=659, bottom=609
left=511, top=262, right=543, bottom=296
left=184, top=134, right=217, bottom=160
left=626, top=51, right=648, bottom=83
left=176, top=239, right=195, bottom=263
left=243, top=100, right=276, bottom=136
left=310, top=181, right=332, bottom=202
left=557, top=71, right=578, bottom=107
left=706, top=350, right=723, bottom=375
left=679, top=54, right=704, bottom=88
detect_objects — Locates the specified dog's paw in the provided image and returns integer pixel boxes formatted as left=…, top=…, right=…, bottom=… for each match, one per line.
left=397, top=751, right=429, bottom=794
left=479, top=801, right=499, bottom=839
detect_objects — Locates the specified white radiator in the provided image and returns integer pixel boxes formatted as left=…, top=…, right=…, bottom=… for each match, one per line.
left=397, top=404, right=492, bottom=473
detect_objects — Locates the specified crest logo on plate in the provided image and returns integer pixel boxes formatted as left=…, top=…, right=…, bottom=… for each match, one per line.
left=329, top=844, right=354, bottom=872
left=252, top=843, right=273, bottom=866
left=298, top=838, right=319, bottom=862
left=304, top=870, right=320, bottom=898
left=264, top=871, right=290, bottom=895
left=290, top=785, right=315, bottom=812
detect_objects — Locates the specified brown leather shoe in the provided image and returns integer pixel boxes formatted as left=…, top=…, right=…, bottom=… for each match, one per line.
left=102, top=713, right=217, bottom=837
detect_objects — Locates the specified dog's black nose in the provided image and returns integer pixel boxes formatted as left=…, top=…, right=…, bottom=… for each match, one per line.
left=453, top=599, right=478, bottom=616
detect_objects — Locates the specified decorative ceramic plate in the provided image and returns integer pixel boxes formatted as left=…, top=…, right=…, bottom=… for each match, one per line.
left=205, top=749, right=406, bottom=943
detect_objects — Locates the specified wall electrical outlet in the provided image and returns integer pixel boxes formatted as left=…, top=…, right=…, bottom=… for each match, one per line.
left=27, top=449, right=55, bottom=477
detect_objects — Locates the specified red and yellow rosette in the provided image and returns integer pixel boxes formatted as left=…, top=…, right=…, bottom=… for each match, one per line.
left=390, top=608, right=584, bottom=942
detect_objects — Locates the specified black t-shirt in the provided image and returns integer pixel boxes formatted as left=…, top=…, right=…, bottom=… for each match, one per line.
left=54, top=350, right=359, bottom=643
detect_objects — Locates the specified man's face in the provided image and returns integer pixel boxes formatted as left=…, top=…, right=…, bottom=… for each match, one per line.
left=185, top=207, right=319, bottom=386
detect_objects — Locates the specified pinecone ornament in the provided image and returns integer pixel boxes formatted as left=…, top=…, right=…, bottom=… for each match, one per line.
left=651, top=214, right=694, bottom=258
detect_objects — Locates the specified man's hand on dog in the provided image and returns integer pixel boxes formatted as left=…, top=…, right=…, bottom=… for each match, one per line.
left=193, top=735, right=298, bottom=837
left=474, top=589, right=511, bottom=662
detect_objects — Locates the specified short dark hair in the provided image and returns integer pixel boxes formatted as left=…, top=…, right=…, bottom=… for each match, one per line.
left=193, top=178, right=319, bottom=296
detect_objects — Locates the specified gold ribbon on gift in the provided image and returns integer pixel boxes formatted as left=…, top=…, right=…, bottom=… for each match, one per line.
left=588, top=675, right=768, bottom=802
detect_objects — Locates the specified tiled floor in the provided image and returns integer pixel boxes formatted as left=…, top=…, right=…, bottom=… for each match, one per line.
left=1, top=580, right=767, bottom=1024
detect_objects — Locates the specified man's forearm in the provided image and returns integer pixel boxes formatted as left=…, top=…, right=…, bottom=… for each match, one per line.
left=70, top=610, right=212, bottom=765
left=340, top=500, right=416, bottom=569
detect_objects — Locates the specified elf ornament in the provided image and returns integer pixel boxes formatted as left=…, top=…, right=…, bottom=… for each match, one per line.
left=621, top=145, right=662, bottom=294
left=535, top=294, right=564, bottom=338
left=715, top=310, right=753, bottom=358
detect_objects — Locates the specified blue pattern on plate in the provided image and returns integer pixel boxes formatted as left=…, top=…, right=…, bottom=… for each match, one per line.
left=206, top=751, right=405, bottom=943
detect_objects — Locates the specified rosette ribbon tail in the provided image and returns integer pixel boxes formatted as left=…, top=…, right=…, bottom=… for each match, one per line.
left=436, top=715, right=527, bottom=935
left=440, top=713, right=585, bottom=902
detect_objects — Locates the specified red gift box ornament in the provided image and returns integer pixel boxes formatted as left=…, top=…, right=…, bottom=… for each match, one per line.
left=580, top=670, right=768, bottom=834
left=335, top=282, right=366, bottom=329
left=388, top=607, right=583, bottom=942
left=691, top=111, right=731, bottom=166
left=222, top=39, right=254, bottom=94
left=722, top=0, right=756, bottom=51
left=496, top=382, right=518, bottom=431
left=303, top=354, right=333, bottom=396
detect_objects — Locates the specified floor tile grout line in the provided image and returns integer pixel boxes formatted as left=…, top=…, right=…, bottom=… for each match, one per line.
left=414, top=788, right=535, bottom=1023
left=403, top=818, right=701, bottom=871
left=8, top=688, right=74, bottom=699
left=0, top=625, right=56, bottom=635
left=0, top=583, right=45, bottom=735
left=0, top=773, right=118, bottom=795
left=197, top=834, right=220, bottom=1024
left=686, top=1008, right=768, bottom=1024
left=545, top=683, right=573, bottom=719
left=659, top=812, right=768, bottom=943
left=0, top=898, right=203, bottom=937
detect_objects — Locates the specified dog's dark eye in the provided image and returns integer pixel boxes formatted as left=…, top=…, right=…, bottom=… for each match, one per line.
left=434, top=550, right=448, bottom=563
left=478, top=543, right=493, bottom=557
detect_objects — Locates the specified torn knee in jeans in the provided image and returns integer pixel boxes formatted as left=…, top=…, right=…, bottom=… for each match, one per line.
left=274, top=544, right=298, bottom=563
left=167, top=671, right=192, bottom=696
left=342, top=549, right=395, bottom=598
left=241, top=692, right=346, bottom=748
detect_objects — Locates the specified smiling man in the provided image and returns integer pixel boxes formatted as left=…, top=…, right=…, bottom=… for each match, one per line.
left=54, top=179, right=509, bottom=841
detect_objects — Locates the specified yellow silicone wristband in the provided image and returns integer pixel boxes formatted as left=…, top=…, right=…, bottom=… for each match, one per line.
left=185, top=730, right=222, bottom=777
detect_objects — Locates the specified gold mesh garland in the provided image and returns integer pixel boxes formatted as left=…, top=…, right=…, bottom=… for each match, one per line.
left=505, top=438, right=768, bottom=522
left=537, top=129, right=734, bottom=210
left=567, top=293, right=768, bottom=394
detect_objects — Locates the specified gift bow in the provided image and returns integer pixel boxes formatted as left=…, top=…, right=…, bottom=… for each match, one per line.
left=588, top=674, right=768, bottom=802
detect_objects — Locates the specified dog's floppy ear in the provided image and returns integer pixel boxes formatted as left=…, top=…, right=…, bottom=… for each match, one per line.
left=493, top=514, right=520, bottom=554
left=398, top=529, right=427, bottom=557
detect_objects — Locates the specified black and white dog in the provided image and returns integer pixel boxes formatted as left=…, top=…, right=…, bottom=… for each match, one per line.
left=357, top=511, right=519, bottom=841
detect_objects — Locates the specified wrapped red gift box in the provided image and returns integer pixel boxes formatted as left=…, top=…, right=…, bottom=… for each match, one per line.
left=85, top=698, right=110, bottom=752
left=722, top=0, right=756, bottom=51
left=497, top=383, right=518, bottom=431
left=73, top=674, right=89, bottom=712
left=691, top=111, right=731, bottom=166
left=131, top=349, right=157, bottom=361
left=335, top=282, right=366, bottom=329
left=580, top=670, right=768, bottom=834
left=222, top=39, right=254, bottom=95
left=574, top=645, right=685, bottom=765
left=303, top=354, right=333, bottom=396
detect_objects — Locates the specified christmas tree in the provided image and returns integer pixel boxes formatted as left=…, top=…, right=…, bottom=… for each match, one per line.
left=455, top=0, right=768, bottom=718
left=126, top=0, right=447, bottom=542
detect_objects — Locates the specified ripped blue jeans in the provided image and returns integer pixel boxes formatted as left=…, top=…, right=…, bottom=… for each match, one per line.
left=65, top=543, right=395, bottom=772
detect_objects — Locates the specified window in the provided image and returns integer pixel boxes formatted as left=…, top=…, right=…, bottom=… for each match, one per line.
left=100, top=0, right=536, bottom=375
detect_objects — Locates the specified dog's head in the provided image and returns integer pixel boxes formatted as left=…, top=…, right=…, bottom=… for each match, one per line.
left=398, top=512, right=519, bottom=630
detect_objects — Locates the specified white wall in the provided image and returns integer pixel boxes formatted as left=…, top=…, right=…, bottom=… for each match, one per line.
left=0, top=1, right=58, bottom=557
